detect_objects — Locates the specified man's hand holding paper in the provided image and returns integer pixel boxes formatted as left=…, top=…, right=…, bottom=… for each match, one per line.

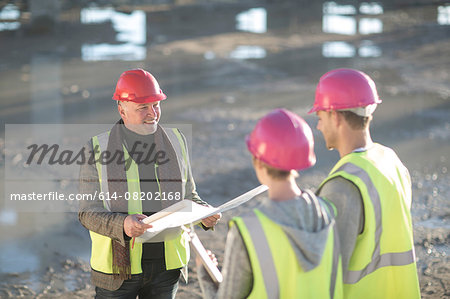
left=135, top=185, right=268, bottom=243
left=124, top=214, right=153, bottom=238
left=201, top=213, right=222, bottom=228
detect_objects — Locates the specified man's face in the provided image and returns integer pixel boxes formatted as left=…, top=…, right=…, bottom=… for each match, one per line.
left=316, top=110, right=337, bottom=150
left=118, top=101, right=161, bottom=135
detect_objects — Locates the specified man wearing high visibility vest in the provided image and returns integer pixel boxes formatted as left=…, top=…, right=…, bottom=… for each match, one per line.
left=309, top=68, right=421, bottom=298
left=79, top=69, right=221, bottom=298
left=197, top=109, right=343, bottom=299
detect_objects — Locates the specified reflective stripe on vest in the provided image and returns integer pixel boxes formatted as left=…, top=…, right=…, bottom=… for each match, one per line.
left=330, top=221, right=340, bottom=298
left=171, top=128, right=188, bottom=180
left=90, top=132, right=143, bottom=274
left=233, top=209, right=343, bottom=299
left=241, top=213, right=279, bottom=299
left=332, top=162, right=415, bottom=284
left=310, top=193, right=341, bottom=298
left=89, top=128, right=189, bottom=275
left=95, top=132, right=111, bottom=211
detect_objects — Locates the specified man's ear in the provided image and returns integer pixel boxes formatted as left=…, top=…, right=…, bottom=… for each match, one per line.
left=252, top=156, right=262, bottom=169
left=331, top=110, right=341, bottom=127
left=255, top=159, right=268, bottom=175
left=118, top=102, right=126, bottom=119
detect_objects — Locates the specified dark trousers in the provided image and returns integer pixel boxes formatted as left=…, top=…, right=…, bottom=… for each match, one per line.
left=95, top=261, right=181, bottom=299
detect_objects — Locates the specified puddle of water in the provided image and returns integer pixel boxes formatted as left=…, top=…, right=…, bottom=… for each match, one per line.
left=236, top=7, right=267, bottom=34
left=322, top=2, right=383, bottom=35
left=0, top=21, right=19, bottom=31
left=0, top=3, right=20, bottom=32
left=204, top=51, right=216, bottom=60
left=80, top=7, right=146, bottom=61
left=82, top=43, right=146, bottom=61
left=322, top=40, right=381, bottom=58
left=113, top=11, right=146, bottom=44
left=64, top=272, right=79, bottom=292
left=323, top=14, right=356, bottom=35
left=322, top=41, right=355, bottom=57
left=359, top=2, right=383, bottom=15
left=359, top=40, right=382, bottom=57
left=80, top=6, right=114, bottom=24
left=229, top=45, right=266, bottom=60
left=323, top=2, right=356, bottom=15
left=417, top=218, right=450, bottom=230
left=0, top=242, right=39, bottom=273
left=0, top=3, right=20, bottom=20
left=0, top=209, right=17, bottom=225
left=428, top=122, right=450, bottom=140
left=321, top=2, right=385, bottom=58
left=359, top=17, right=383, bottom=34
left=438, top=5, right=450, bottom=25
left=323, top=1, right=383, bottom=16
left=31, top=53, right=63, bottom=124
left=321, top=2, right=384, bottom=57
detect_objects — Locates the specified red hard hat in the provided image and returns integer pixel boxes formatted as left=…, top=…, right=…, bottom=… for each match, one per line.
left=246, top=109, right=316, bottom=171
left=112, top=69, right=167, bottom=103
left=308, top=68, right=381, bottom=114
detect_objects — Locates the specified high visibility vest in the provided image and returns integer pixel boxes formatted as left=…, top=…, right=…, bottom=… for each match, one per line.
left=88, top=128, right=190, bottom=275
left=231, top=208, right=343, bottom=299
left=319, top=143, right=420, bottom=299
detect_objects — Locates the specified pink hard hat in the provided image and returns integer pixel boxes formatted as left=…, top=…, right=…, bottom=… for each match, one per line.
left=112, top=69, right=167, bottom=103
left=308, top=68, right=382, bottom=114
left=246, top=109, right=316, bottom=171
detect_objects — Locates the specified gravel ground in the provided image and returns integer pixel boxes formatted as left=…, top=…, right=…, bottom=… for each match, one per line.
left=0, top=1, right=449, bottom=298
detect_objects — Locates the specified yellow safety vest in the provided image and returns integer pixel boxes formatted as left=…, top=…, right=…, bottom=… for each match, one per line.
left=319, top=143, right=420, bottom=299
left=231, top=208, right=343, bottom=299
left=89, top=128, right=190, bottom=275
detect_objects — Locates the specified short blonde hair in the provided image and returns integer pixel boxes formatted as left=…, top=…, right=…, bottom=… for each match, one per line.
left=338, top=110, right=372, bottom=130
left=253, top=157, right=297, bottom=180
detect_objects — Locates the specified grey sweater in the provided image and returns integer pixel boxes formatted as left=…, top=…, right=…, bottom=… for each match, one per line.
left=317, top=177, right=364, bottom=271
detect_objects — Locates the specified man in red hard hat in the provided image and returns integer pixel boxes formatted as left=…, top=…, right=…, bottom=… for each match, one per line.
left=79, top=69, right=221, bottom=298
left=197, top=109, right=343, bottom=299
left=309, top=68, right=420, bottom=298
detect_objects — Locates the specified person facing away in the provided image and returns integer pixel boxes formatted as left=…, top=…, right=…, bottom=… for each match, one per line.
left=78, top=68, right=221, bottom=299
left=197, top=108, right=343, bottom=299
left=309, top=68, right=420, bottom=298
